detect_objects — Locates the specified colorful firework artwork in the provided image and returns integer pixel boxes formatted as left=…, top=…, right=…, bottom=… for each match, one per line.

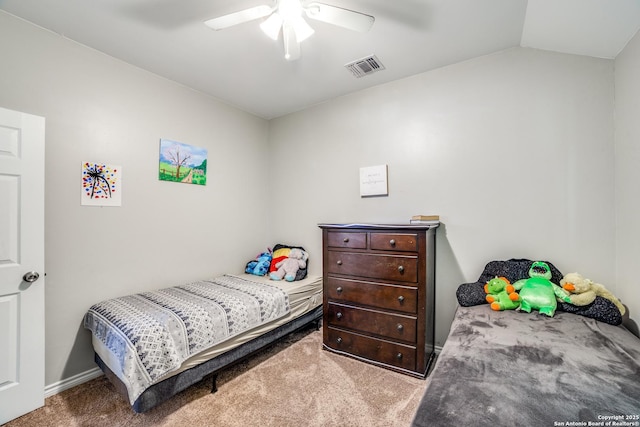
left=81, top=162, right=122, bottom=206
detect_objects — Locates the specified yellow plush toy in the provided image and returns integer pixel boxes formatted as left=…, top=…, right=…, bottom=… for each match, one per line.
left=560, top=272, right=625, bottom=315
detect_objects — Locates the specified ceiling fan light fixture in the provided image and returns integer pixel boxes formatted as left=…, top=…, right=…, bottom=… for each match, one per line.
left=278, top=0, right=314, bottom=43
left=260, top=13, right=283, bottom=40
left=206, top=0, right=374, bottom=61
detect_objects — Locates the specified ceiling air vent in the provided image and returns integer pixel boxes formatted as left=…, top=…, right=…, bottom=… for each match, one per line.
left=345, top=55, right=385, bottom=78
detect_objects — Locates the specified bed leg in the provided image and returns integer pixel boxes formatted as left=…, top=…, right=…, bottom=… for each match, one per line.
left=314, top=319, right=321, bottom=331
left=211, top=373, right=218, bottom=394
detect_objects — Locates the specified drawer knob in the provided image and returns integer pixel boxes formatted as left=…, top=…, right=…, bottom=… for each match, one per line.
left=336, top=312, right=343, bottom=319
left=343, top=237, right=349, bottom=243
left=397, top=265, right=404, bottom=273
left=336, top=286, right=343, bottom=294
left=389, top=239, right=396, bottom=246
left=397, top=295, right=405, bottom=303
left=337, top=337, right=342, bottom=344
left=337, top=260, right=343, bottom=266
left=397, top=324, right=404, bottom=332
left=396, top=352, right=403, bottom=360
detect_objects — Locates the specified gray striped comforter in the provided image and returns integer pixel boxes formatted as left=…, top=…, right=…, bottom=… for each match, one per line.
left=84, top=275, right=290, bottom=403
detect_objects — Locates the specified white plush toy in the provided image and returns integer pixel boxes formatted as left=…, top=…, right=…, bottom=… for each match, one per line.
left=560, top=272, right=625, bottom=315
left=269, top=248, right=308, bottom=282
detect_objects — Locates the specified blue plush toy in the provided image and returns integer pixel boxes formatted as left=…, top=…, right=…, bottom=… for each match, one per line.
left=245, top=250, right=272, bottom=276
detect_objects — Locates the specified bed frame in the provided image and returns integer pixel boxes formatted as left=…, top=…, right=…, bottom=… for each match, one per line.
left=95, top=305, right=322, bottom=413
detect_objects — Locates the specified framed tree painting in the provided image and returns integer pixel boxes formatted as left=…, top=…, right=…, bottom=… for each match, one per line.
left=159, top=139, right=207, bottom=186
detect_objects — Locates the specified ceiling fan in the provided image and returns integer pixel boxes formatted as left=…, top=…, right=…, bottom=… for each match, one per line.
left=204, top=0, right=375, bottom=61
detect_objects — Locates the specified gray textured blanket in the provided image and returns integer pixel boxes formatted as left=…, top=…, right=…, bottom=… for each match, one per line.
left=412, top=305, right=640, bottom=427
left=84, top=275, right=290, bottom=404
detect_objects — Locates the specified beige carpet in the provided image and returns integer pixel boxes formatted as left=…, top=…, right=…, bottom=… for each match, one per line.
left=6, top=327, right=429, bottom=427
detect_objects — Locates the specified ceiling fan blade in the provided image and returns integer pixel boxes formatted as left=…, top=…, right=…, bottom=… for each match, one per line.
left=283, top=23, right=301, bottom=61
left=204, top=5, right=273, bottom=30
left=304, top=2, right=374, bottom=33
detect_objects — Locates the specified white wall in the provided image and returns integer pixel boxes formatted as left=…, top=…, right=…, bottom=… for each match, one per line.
left=0, top=12, right=270, bottom=385
left=615, top=30, right=640, bottom=335
left=269, top=47, right=617, bottom=345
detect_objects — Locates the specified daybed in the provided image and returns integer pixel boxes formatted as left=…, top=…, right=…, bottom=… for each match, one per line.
left=84, top=273, right=322, bottom=413
left=412, top=259, right=640, bottom=427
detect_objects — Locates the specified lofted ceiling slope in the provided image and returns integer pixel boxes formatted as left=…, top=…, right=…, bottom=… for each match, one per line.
left=1, top=0, right=639, bottom=119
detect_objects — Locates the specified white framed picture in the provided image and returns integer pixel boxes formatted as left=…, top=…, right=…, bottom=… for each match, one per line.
left=359, top=164, right=388, bottom=197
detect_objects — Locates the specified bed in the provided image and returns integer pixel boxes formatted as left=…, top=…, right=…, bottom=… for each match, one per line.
left=411, top=260, right=640, bottom=427
left=84, top=273, right=322, bottom=413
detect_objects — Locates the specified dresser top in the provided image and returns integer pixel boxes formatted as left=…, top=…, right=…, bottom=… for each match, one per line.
left=318, top=222, right=439, bottom=230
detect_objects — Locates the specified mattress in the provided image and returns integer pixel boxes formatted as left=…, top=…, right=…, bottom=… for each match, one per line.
left=89, top=273, right=322, bottom=397
left=411, top=305, right=640, bottom=426
left=154, top=273, right=322, bottom=379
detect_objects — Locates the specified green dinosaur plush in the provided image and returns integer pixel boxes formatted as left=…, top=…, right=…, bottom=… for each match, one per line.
left=484, top=276, right=520, bottom=311
left=513, top=261, right=572, bottom=317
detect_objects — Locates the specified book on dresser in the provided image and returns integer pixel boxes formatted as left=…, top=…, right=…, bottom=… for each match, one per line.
left=317, top=222, right=439, bottom=378
left=409, top=214, right=440, bottom=224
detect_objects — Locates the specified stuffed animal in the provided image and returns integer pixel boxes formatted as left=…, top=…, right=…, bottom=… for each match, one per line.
left=484, top=276, right=520, bottom=311
left=513, top=261, right=573, bottom=317
left=245, top=250, right=272, bottom=276
left=269, top=248, right=308, bottom=282
left=560, top=272, right=625, bottom=315
left=269, top=246, right=291, bottom=273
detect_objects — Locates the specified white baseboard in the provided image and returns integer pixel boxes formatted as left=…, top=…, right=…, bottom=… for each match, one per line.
left=45, top=367, right=103, bottom=398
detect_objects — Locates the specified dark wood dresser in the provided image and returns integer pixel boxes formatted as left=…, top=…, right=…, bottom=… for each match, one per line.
left=318, top=223, right=438, bottom=378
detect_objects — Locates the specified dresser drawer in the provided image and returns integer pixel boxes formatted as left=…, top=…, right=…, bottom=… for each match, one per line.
left=325, top=277, right=418, bottom=314
left=370, top=233, right=418, bottom=252
left=326, top=231, right=367, bottom=249
left=327, top=302, right=417, bottom=342
left=326, top=251, right=418, bottom=283
left=326, top=327, right=416, bottom=371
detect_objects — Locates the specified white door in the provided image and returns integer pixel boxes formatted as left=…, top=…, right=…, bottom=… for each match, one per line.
left=0, top=107, right=45, bottom=424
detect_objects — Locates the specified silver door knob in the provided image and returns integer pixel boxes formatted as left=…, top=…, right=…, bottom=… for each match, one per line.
left=23, top=271, right=40, bottom=283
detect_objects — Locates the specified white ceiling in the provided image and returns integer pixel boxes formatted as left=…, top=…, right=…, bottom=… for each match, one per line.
left=1, top=0, right=639, bottom=119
